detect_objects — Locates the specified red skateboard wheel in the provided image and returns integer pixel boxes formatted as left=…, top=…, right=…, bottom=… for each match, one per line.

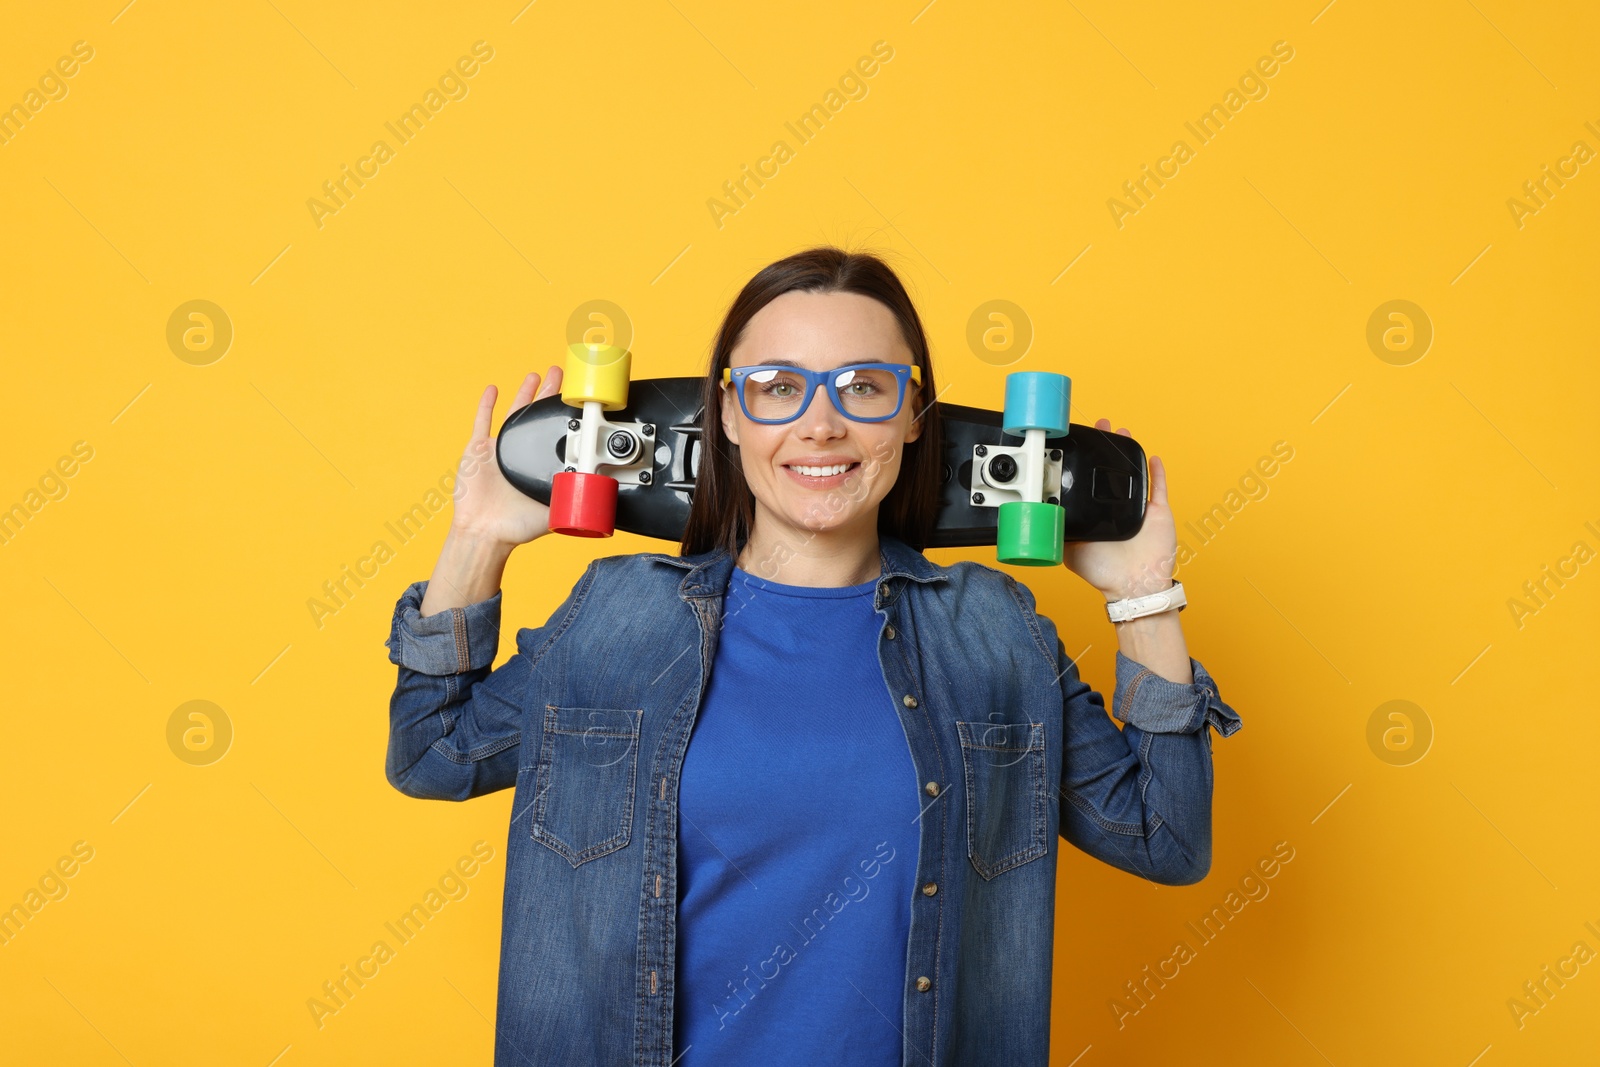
left=548, top=471, right=617, bottom=537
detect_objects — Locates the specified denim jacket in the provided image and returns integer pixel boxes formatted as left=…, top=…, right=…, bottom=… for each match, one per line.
left=384, top=534, right=1243, bottom=1066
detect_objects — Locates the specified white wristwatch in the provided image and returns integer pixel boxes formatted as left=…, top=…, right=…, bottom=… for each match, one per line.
left=1105, top=581, right=1186, bottom=623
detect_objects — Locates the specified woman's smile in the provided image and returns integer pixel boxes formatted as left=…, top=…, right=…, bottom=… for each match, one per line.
left=781, top=458, right=862, bottom=487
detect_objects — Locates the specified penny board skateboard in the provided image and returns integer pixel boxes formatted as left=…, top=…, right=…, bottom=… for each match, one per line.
left=496, top=376, right=1147, bottom=550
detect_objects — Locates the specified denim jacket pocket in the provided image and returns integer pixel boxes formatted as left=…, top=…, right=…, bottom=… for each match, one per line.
left=529, top=705, right=643, bottom=868
left=955, top=720, right=1049, bottom=880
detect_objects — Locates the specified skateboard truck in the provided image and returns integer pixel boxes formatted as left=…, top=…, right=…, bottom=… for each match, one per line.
left=976, top=371, right=1072, bottom=567
left=547, top=343, right=652, bottom=537
left=560, top=416, right=656, bottom=486
left=969, top=442, right=1066, bottom=508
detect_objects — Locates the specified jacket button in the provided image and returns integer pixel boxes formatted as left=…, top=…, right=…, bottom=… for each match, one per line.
left=924, top=781, right=939, bottom=797
left=884, top=624, right=896, bottom=639
left=902, top=694, right=917, bottom=708
left=921, top=881, right=938, bottom=896
left=915, top=976, right=932, bottom=992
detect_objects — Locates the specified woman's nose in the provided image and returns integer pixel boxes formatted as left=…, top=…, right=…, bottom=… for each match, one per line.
left=796, top=383, right=848, bottom=435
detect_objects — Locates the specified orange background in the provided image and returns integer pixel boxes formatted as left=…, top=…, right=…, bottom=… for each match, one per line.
left=2, top=1, right=1596, bottom=1063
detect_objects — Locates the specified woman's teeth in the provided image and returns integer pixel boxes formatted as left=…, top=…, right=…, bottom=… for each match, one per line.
left=788, top=463, right=855, bottom=477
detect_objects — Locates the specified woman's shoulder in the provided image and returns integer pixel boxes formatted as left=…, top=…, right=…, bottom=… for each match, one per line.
left=586, top=549, right=693, bottom=582
left=913, top=554, right=1046, bottom=622
left=925, top=554, right=1021, bottom=595
left=576, top=549, right=729, bottom=603
left=940, top=556, right=1063, bottom=625
left=913, top=556, right=1058, bottom=663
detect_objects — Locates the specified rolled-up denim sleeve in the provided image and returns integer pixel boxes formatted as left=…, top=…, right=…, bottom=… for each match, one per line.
left=382, top=564, right=594, bottom=802
left=1109, top=651, right=1242, bottom=737
left=1053, top=636, right=1244, bottom=887
left=386, top=581, right=503, bottom=675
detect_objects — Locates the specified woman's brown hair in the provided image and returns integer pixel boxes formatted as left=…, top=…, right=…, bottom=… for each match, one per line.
left=679, top=246, right=943, bottom=557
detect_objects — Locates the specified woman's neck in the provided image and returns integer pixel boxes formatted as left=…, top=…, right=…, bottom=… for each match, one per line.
left=735, top=516, right=883, bottom=588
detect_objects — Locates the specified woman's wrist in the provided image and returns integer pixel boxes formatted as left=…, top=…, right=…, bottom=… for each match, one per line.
left=420, top=526, right=520, bottom=616
left=1101, top=575, right=1176, bottom=602
left=1110, top=607, right=1193, bottom=683
left=447, top=521, right=525, bottom=554
left=1099, top=571, right=1189, bottom=682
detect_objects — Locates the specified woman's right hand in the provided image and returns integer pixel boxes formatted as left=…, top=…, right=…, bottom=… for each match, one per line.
left=450, top=366, right=565, bottom=547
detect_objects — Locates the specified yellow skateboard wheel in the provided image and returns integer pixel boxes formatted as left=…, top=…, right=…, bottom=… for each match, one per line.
left=561, top=343, right=631, bottom=409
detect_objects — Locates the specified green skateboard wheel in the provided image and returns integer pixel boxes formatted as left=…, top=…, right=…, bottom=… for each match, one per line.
left=997, top=501, right=1064, bottom=566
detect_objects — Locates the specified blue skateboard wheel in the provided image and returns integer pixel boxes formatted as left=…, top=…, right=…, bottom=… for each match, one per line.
left=1002, top=372, right=1070, bottom=437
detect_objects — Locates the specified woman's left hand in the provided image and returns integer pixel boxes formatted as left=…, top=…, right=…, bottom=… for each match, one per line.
left=1061, top=419, right=1178, bottom=602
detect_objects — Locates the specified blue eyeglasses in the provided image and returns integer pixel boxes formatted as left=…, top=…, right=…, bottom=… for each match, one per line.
left=722, top=362, right=923, bottom=425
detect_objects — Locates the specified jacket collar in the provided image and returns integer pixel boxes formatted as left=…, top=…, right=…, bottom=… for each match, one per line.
left=644, top=533, right=947, bottom=602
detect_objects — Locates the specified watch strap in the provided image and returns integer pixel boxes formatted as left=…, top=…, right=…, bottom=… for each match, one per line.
left=1106, top=581, right=1186, bottom=623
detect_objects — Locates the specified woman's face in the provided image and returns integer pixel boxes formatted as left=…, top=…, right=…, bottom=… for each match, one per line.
left=719, top=289, right=924, bottom=542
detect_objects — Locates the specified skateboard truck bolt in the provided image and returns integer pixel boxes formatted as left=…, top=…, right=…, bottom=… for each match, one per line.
left=641, top=424, right=654, bottom=437
left=987, top=454, right=1017, bottom=483
left=639, top=470, right=652, bottom=484
left=971, top=492, right=985, bottom=505
left=974, top=444, right=988, bottom=457
left=606, top=430, right=635, bottom=460
left=568, top=418, right=581, bottom=431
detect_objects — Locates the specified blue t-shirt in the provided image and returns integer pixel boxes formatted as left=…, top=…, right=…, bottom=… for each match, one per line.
left=673, top=564, right=921, bottom=1064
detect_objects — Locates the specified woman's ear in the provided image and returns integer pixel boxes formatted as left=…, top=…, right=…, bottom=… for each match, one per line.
left=902, top=388, right=923, bottom=444
left=719, top=383, right=741, bottom=446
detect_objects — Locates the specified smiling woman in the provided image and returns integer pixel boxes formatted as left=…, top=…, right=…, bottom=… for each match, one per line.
left=682, top=249, right=944, bottom=585
left=384, top=244, right=1242, bottom=1067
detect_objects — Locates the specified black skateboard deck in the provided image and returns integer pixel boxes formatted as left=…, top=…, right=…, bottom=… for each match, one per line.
left=496, top=377, right=1146, bottom=548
